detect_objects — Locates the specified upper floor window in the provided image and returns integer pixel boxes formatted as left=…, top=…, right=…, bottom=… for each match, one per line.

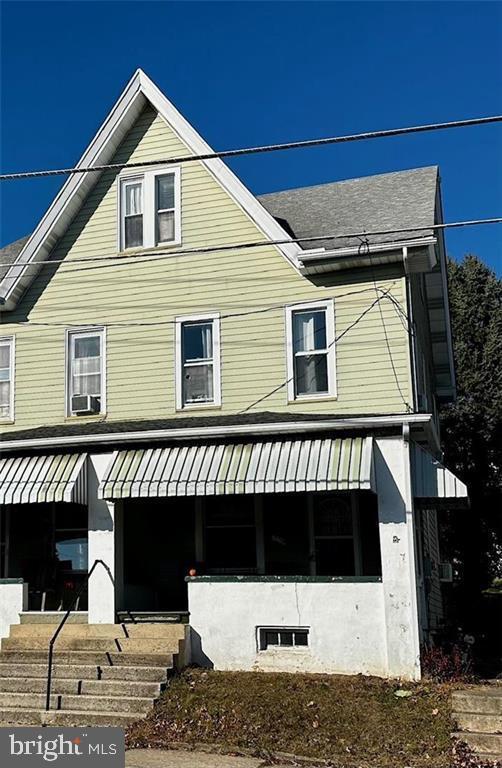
left=175, top=314, right=221, bottom=409
left=67, top=328, right=105, bottom=416
left=0, top=337, right=14, bottom=420
left=285, top=300, right=336, bottom=401
left=119, top=167, right=181, bottom=251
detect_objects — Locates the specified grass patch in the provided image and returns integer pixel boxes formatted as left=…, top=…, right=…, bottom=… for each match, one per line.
left=126, top=669, right=455, bottom=767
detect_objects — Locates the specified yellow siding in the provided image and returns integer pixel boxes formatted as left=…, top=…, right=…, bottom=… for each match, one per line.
left=1, top=105, right=413, bottom=434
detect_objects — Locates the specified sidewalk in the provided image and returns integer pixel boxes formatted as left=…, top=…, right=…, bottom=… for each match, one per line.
left=126, top=749, right=283, bottom=768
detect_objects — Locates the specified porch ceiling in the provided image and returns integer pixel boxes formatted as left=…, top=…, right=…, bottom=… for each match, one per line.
left=0, top=453, right=87, bottom=505
left=98, top=437, right=375, bottom=500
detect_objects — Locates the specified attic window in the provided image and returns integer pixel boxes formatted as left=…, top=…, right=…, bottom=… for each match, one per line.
left=119, top=167, right=181, bottom=251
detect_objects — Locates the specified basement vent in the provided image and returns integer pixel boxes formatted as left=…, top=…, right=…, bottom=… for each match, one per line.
left=258, top=627, right=309, bottom=651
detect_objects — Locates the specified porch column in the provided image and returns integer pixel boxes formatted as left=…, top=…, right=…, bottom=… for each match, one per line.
left=87, top=453, right=119, bottom=624
left=375, top=436, right=421, bottom=680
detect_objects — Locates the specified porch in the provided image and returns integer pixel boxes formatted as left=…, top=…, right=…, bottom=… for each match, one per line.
left=0, top=433, right=468, bottom=680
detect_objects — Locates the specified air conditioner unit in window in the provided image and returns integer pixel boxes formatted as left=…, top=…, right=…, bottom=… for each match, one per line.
left=439, top=562, right=454, bottom=583
left=71, top=395, right=100, bottom=415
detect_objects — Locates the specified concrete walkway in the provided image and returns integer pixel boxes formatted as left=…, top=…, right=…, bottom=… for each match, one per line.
left=126, top=749, right=282, bottom=768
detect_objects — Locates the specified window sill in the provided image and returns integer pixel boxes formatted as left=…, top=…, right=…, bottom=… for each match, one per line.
left=0, top=418, right=15, bottom=425
left=288, top=394, right=338, bottom=404
left=64, top=413, right=107, bottom=422
left=176, top=404, right=222, bottom=413
left=117, top=241, right=182, bottom=256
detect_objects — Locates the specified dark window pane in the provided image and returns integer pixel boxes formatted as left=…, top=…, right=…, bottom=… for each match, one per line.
left=157, top=174, right=175, bottom=210
left=206, top=498, right=255, bottom=527
left=293, top=310, right=326, bottom=353
left=264, top=631, right=279, bottom=647
left=294, top=354, right=328, bottom=396
left=294, top=631, right=309, bottom=646
left=280, top=631, right=293, bottom=646
left=183, top=323, right=213, bottom=361
left=316, top=539, right=355, bottom=576
left=125, top=215, right=143, bottom=248
left=314, top=496, right=353, bottom=536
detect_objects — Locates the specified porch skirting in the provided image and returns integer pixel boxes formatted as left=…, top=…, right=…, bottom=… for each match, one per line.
left=98, top=436, right=375, bottom=499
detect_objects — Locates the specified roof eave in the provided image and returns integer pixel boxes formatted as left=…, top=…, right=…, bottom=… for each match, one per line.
left=298, top=237, right=437, bottom=275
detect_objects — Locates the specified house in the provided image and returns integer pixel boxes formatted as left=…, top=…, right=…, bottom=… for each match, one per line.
left=0, top=69, right=467, bottom=696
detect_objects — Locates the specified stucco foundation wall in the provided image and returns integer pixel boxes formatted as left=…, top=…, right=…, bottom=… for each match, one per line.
left=0, top=580, right=27, bottom=641
left=188, top=580, right=387, bottom=677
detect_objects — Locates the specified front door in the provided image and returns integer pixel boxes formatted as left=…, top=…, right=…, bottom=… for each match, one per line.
left=123, top=498, right=196, bottom=611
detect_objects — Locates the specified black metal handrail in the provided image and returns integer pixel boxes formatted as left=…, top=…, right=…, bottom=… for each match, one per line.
left=45, top=558, right=113, bottom=711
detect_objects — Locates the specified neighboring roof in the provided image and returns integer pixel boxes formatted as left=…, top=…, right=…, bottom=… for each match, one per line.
left=258, top=166, right=438, bottom=251
left=0, top=236, right=29, bottom=280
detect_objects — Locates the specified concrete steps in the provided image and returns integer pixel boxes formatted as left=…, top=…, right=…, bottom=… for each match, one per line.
left=0, top=619, right=188, bottom=726
left=452, top=686, right=502, bottom=762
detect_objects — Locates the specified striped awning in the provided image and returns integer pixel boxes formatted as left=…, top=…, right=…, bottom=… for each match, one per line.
left=99, top=437, right=374, bottom=499
left=0, top=454, right=87, bottom=505
left=411, top=443, right=468, bottom=505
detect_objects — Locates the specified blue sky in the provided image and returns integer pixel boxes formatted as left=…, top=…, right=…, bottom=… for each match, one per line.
left=1, top=1, right=501, bottom=274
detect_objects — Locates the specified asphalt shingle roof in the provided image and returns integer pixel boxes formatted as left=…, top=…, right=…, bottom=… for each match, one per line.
left=0, top=235, right=29, bottom=280
left=0, top=167, right=439, bottom=279
left=1, top=411, right=400, bottom=445
left=257, top=166, right=438, bottom=250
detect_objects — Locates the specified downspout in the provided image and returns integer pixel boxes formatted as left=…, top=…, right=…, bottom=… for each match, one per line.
left=404, top=251, right=419, bottom=412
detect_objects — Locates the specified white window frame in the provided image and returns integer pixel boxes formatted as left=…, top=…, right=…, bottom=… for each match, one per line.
left=0, top=336, right=15, bottom=422
left=65, top=327, right=106, bottom=417
left=175, top=313, right=221, bottom=410
left=285, top=299, right=336, bottom=402
left=118, top=166, right=181, bottom=251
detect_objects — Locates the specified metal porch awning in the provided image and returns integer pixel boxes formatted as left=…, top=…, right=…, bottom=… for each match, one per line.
left=0, top=453, right=87, bottom=505
left=411, top=443, right=468, bottom=506
left=98, top=437, right=375, bottom=499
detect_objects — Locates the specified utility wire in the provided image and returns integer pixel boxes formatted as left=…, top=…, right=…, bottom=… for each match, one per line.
left=7, top=285, right=400, bottom=328
left=1, top=115, right=501, bottom=181
left=1, top=217, right=501, bottom=273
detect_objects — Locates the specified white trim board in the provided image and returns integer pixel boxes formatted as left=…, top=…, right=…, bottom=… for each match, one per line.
left=0, top=69, right=301, bottom=311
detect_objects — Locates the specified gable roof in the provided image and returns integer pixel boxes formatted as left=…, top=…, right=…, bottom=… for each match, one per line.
left=258, top=166, right=438, bottom=250
left=0, top=69, right=300, bottom=311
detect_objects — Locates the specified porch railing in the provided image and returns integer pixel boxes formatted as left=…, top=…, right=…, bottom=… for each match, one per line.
left=45, top=558, right=113, bottom=711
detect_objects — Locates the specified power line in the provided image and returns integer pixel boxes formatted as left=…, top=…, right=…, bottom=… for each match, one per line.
left=2, top=217, right=501, bottom=273
left=7, top=285, right=401, bottom=328
left=1, top=115, right=501, bottom=181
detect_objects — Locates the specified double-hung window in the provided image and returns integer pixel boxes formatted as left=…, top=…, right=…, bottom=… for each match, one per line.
left=0, top=337, right=14, bottom=420
left=119, top=167, right=181, bottom=250
left=285, top=300, right=336, bottom=400
left=67, top=328, right=105, bottom=416
left=176, top=314, right=221, bottom=408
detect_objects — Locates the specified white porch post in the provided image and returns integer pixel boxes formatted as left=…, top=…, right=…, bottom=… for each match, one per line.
left=375, top=435, right=421, bottom=680
left=87, top=453, right=118, bottom=624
